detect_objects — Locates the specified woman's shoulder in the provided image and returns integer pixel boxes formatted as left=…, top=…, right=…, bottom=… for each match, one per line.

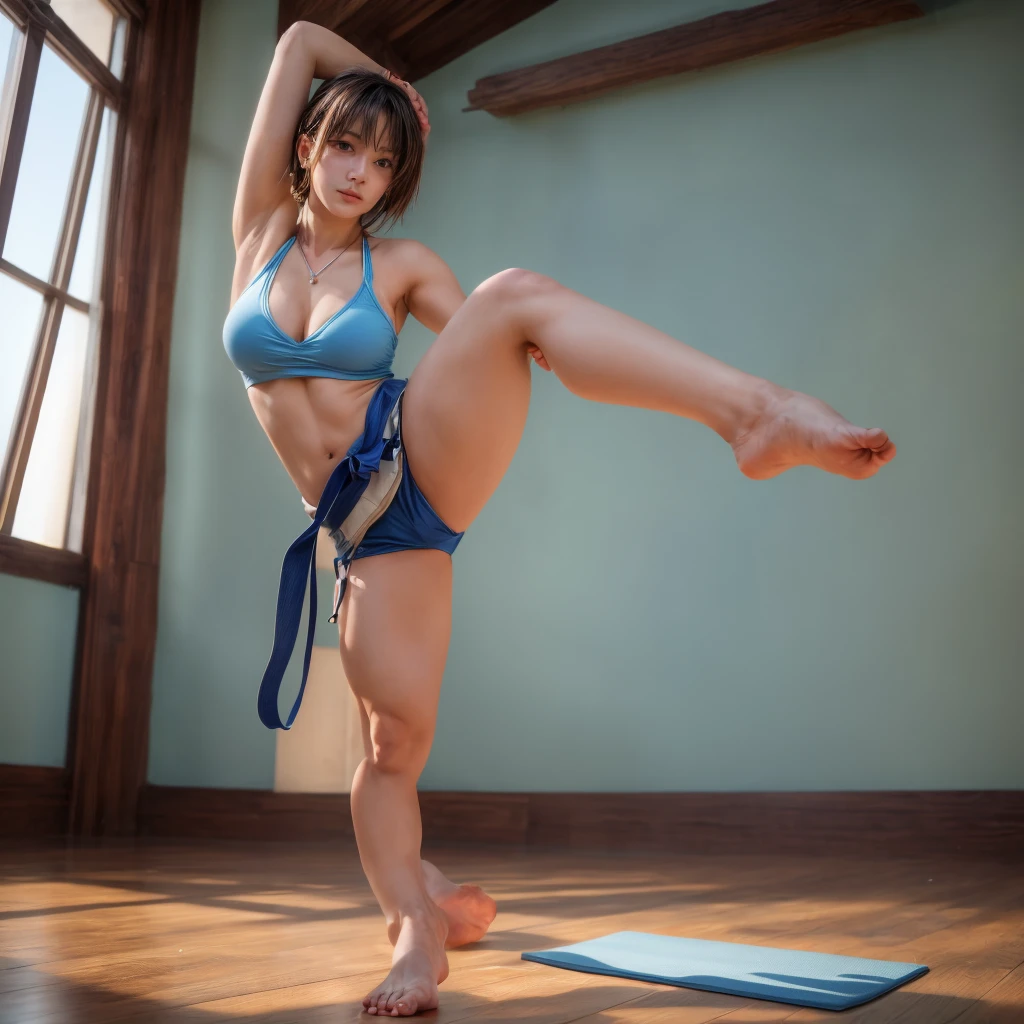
left=368, top=236, right=451, bottom=282
left=367, top=235, right=438, bottom=260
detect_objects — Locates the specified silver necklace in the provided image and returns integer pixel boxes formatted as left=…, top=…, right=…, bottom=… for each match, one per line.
left=297, top=230, right=362, bottom=285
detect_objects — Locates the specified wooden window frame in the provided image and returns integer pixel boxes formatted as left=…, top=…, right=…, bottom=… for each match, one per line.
left=0, top=0, right=202, bottom=839
left=0, top=0, right=135, bottom=586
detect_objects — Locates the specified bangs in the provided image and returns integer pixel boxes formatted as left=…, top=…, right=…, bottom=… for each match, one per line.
left=317, top=89, right=407, bottom=168
left=323, top=114, right=398, bottom=159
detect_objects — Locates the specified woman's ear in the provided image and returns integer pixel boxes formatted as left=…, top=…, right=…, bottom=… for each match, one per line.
left=296, top=133, right=313, bottom=169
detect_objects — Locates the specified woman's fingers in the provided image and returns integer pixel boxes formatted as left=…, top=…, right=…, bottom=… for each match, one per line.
left=385, top=70, right=431, bottom=139
left=528, top=345, right=551, bottom=370
left=415, top=96, right=430, bottom=131
left=406, top=88, right=430, bottom=137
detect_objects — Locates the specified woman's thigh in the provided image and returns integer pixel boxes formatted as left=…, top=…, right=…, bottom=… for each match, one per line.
left=402, top=269, right=559, bottom=534
left=338, top=547, right=453, bottom=769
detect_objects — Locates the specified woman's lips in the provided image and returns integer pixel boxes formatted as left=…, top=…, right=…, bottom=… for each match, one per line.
left=339, top=190, right=361, bottom=201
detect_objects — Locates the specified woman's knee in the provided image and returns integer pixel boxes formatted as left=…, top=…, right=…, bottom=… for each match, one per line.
left=366, top=709, right=433, bottom=775
left=471, top=267, right=561, bottom=314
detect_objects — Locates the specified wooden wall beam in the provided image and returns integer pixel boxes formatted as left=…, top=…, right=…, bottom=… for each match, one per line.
left=66, top=0, right=202, bottom=838
left=0, top=764, right=70, bottom=838
left=136, top=786, right=1024, bottom=861
left=465, top=0, right=925, bottom=117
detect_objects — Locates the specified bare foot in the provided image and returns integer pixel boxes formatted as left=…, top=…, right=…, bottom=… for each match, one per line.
left=732, top=384, right=896, bottom=481
left=364, top=907, right=449, bottom=1017
left=421, top=858, right=498, bottom=948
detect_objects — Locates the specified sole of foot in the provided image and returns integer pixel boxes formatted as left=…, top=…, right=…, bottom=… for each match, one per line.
left=732, top=385, right=896, bottom=481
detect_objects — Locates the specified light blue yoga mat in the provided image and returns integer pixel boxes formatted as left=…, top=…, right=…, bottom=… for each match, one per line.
left=521, top=931, right=929, bottom=1011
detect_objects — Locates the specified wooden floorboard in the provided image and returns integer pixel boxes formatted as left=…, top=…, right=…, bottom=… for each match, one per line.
left=0, top=840, right=1021, bottom=1022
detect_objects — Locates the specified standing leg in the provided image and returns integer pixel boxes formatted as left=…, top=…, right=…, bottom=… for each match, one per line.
left=352, top=678, right=497, bottom=947
left=338, top=545, right=472, bottom=1016
left=402, top=269, right=896, bottom=533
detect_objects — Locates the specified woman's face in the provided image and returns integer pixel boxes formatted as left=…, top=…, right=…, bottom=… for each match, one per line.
left=299, top=114, right=395, bottom=220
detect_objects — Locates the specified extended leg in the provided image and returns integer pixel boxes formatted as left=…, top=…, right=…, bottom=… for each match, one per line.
left=402, top=269, right=896, bottom=534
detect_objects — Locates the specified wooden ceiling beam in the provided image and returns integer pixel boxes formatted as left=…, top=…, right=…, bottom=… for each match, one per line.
left=279, top=0, right=561, bottom=81
left=465, top=0, right=925, bottom=117
left=277, top=0, right=382, bottom=38
left=277, top=0, right=415, bottom=79
left=391, top=0, right=559, bottom=81
left=384, top=0, right=453, bottom=42
left=277, top=0, right=347, bottom=39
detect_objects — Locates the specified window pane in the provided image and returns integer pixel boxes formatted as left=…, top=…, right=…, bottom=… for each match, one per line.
left=2, top=45, right=89, bottom=282
left=0, top=11, right=13, bottom=55
left=49, top=0, right=115, bottom=66
left=109, top=15, right=127, bottom=78
left=0, top=274, right=44, bottom=468
left=0, top=12, right=15, bottom=110
left=69, top=106, right=114, bottom=301
left=12, top=307, right=91, bottom=548
left=0, top=13, right=18, bottom=139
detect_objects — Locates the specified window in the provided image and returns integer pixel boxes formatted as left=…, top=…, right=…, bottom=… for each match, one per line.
left=0, top=0, right=135, bottom=552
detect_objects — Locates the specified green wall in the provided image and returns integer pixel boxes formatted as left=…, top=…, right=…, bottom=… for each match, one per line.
left=0, top=573, right=78, bottom=766
left=145, top=0, right=1023, bottom=791
left=145, top=0, right=284, bottom=787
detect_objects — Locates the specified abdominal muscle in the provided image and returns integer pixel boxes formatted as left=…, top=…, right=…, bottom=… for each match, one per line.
left=246, top=374, right=386, bottom=510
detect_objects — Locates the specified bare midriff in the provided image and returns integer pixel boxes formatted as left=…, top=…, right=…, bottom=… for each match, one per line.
left=246, top=374, right=388, bottom=510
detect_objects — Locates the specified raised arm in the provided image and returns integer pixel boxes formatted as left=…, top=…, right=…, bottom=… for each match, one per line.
left=403, top=242, right=551, bottom=370
left=232, top=21, right=387, bottom=250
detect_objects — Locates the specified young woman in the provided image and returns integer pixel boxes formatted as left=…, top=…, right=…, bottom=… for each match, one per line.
left=223, top=20, right=896, bottom=1018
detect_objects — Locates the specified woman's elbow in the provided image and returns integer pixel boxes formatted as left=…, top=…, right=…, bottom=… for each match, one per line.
left=276, top=20, right=310, bottom=54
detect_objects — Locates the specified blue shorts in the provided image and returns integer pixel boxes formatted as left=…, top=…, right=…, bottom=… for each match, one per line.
left=333, top=428, right=464, bottom=563
left=256, top=377, right=465, bottom=731
left=329, top=382, right=466, bottom=565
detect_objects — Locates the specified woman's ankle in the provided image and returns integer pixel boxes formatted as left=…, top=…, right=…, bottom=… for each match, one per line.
left=713, top=376, right=785, bottom=446
left=386, top=900, right=448, bottom=947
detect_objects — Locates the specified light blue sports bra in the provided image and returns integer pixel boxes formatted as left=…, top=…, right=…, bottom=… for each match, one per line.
left=223, top=233, right=398, bottom=389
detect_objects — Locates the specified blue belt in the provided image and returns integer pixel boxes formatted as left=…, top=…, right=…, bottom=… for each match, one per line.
left=257, top=377, right=406, bottom=730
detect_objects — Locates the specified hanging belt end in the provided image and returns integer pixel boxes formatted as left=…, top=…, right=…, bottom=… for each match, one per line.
left=328, top=559, right=349, bottom=623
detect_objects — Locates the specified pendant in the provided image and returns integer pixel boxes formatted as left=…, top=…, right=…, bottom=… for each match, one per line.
left=310, top=274, right=318, bottom=285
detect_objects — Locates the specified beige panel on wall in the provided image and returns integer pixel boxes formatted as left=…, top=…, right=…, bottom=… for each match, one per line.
left=316, top=525, right=335, bottom=570
left=274, top=645, right=365, bottom=793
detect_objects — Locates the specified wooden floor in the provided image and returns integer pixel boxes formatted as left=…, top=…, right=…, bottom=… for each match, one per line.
left=1, top=839, right=1022, bottom=1023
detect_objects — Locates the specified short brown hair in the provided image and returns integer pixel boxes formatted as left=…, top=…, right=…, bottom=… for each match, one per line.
left=289, top=68, right=424, bottom=235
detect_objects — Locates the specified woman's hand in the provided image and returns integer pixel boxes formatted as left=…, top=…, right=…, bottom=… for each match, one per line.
left=382, top=69, right=430, bottom=140
left=528, top=344, right=551, bottom=371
